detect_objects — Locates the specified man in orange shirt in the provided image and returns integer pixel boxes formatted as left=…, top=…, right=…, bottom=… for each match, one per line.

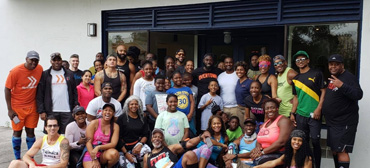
left=5, top=50, right=43, bottom=159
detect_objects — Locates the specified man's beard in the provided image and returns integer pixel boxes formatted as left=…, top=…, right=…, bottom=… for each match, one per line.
left=153, top=142, right=162, bottom=149
left=117, top=52, right=126, bottom=61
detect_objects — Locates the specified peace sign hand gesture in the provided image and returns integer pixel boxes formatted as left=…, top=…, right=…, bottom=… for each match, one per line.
left=328, top=75, right=343, bottom=88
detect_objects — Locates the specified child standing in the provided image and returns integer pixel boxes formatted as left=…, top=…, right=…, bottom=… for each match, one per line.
left=155, top=94, right=189, bottom=145
left=166, top=72, right=195, bottom=134
left=198, top=80, right=224, bottom=131
left=183, top=72, right=198, bottom=137
left=145, top=75, right=167, bottom=131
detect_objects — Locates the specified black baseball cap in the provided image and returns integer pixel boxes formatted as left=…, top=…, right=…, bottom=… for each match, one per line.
left=102, top=103, right=115, bottom=112
left=244, top=118, right=256, bottom=125
left=328, top=54, right=343, bottom=63
left=72, top=106, right=86, bottom=115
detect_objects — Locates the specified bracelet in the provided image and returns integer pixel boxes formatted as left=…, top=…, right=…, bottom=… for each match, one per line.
left=198, top=133, right=203, bottom=141
left=290, top=112, right=296, bottom=116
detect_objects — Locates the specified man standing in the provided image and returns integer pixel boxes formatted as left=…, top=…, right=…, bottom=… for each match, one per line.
left=69, top=54, right=84, bottom=85
left=175, top=48, right=186, bottom=73
left=322, top=54, right=363, bottom=168
left=290, top=50, right=325, bottom=168
left=217, top=56, right=241, bottom=125
left=192, top=53, right=223, bottom=131
left=94, top=55, right=127, bottom=103
left=86, top=82, right=123, bottom=122
left=116, top=44, right=136, bottom=100
left=5, top=50, right=43, bottom=159
left=273, top=55, right=298, bottom=117
left=37, top=52, right=79, bottom=134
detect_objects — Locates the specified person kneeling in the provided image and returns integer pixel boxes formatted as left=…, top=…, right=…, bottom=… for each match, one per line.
left=143, top=128, right=214, bottom=168
left=223, top=118, right=257, bottom=168
left=8, top=116, right=70, bottom=168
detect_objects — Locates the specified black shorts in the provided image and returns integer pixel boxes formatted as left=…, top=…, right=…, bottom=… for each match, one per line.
left=327, top=124, right=357, bottom=153
left=295, top=113, right=321, bottom=140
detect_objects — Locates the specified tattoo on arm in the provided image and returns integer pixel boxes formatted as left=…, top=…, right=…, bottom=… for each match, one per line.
left=61, top=141, right=70, bottom=161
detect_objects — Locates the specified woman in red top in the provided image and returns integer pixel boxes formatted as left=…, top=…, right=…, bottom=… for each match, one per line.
left=250, top=98, right=293, bottom=165
left=77, top=70, right=95, bottom=109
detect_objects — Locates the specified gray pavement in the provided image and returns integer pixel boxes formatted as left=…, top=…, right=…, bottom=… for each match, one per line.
left=0, top=126, right=43, bottom=168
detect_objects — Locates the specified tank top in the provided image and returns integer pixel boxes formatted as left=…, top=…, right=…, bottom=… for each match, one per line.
left=92, top=118, right=111, bottom=146
left=147, top=146, right=178, bottom=168
left=103, top=69, right=121, bottom=99
left=117, top=60, right=130, bottom=84
left=239, top=139, right=257, bottom=154
left=257, top=115, right=283, bottom=149
left=41, top=135, right=65, bottom=165
left=277, top=67, right=294, bottom=117
left=257, top=74, right=272, bottom=97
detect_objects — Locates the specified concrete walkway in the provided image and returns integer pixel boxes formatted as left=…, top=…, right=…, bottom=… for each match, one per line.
left=0, top=127, right=43, bottom=168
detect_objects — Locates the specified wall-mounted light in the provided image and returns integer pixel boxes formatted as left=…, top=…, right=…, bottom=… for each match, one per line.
left=224, top=32, right=231, bottom=44
left=87, top=23, right=97, bottom=37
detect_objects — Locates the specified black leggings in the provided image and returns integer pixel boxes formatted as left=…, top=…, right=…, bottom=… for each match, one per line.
left=69, top=149, right=82, bottom=168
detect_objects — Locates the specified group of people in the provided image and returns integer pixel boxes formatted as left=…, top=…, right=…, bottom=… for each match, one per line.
left=5, top=46, right=363, bottom=168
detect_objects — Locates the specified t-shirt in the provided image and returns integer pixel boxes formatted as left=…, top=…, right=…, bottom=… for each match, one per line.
left=77, top=83, right=95, bottom=110
left=50, top=69, right=70, bottom=112
left=86, top=96, right=123, bottom=118
left=146, top=146, right=178, bottom=168
left=322, top=70, right=363, bottom=126
left=244, top=95, right=268, bottom=122
left=65, top=121, right=86, bottom=150
left=145, top=90, right=167, bottom=120
left=154, top=110, right=189, bottom=145
left=218, top=71, right=238, bottom=108
left=71, top=69, right=84, bottom=85
left=247, top=69, right=260, bottom=79
left=116, top=114, right=148, bottom=151
left=235, top=78, right=253, bottom=106
left=227, top=126, right=243, bottom=142
left=5, top=63, right=43, bottom=108
left=190, top=85, right=198, bottom=103
left=133, top=78, right=155, bottom=111
left=198, top=93, right=224, bottom=130
left=166, top=87, right=193, bottom=115
left=277, top=67, right=294, bottom=117
left=292, top=69, right=325, bottom=117
left=192, top=67, right=223, bottom=102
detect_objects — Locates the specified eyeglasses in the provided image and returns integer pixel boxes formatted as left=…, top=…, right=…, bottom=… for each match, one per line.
left=47, top=124, right=59, bottom=128
left=274, top=61, right=283, bottom=66
left=295, top=58, right=307, bottom=63
left=259, top=64, right=268, bottom=68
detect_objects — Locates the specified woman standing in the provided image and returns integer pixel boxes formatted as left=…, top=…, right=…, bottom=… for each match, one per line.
left=244, top=81, right=268, bottom=132
left=77, top=70, right=95, bottom=109
left=250, top=98, right=293, bottom=165
left=83, top=103, right=120, bottom=168
left=254, top=55, right=277, bottom=98
left=116, top=95, right=150, bottom=167
left=234, top=61, right=253, bottom=127
left=254, top=129, right=313, bottom=168
left=133, top=61, right=155, bottom=112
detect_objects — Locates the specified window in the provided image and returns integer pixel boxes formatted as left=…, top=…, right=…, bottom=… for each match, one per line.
left=107, top=31, right=148, bottom=59
left=287, top=23, right=358, bottom=77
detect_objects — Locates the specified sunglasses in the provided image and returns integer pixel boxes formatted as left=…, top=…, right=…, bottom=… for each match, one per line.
left=47, top=124, right=59, bottom=128
left=274, top=61, right=283, bottom=66
left=295, top=58, right=307, bottom=63
left=259, top=64, right=269, bottom=68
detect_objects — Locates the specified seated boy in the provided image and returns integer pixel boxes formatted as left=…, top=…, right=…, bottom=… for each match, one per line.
left=226, top=116, right=243, bottom=142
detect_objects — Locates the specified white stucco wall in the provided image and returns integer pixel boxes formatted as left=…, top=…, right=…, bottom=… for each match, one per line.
left=0, top=0, right=369, bottom=166
left=0, top=0, right=231, bottom=128
left=353, top=0, right=370, bottom=167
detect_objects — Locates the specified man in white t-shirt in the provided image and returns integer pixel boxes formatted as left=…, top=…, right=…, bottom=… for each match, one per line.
left=86, top=82, right=123, bottom=121
left=37, top=52, right=79, bottom=134
left=217, top=56, right=243, bottom=126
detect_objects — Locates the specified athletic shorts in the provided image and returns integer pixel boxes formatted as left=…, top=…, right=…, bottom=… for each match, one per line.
left=295, top=113, right=321, bottom=140
left=327, top=124, right=357, bottom=153
left=12, top=106, right=39, bottom=131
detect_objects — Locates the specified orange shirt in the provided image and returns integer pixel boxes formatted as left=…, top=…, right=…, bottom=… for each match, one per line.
left=5, top=64, right=43, bottom=108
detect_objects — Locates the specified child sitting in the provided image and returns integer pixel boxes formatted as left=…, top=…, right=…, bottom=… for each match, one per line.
left=226, top=116, right=243, bottom=142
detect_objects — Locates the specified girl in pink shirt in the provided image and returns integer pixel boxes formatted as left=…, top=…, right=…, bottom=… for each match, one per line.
left=77, top=70, right=95, bottom=109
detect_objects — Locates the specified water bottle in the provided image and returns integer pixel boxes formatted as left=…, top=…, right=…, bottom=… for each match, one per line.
left=228, top=144, right=234, bottom=154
